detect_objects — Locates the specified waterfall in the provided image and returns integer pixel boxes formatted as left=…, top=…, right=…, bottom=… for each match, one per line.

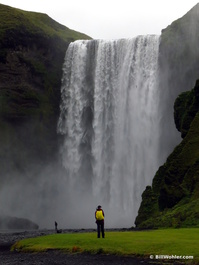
left=58, top=35, right=160, bottom=228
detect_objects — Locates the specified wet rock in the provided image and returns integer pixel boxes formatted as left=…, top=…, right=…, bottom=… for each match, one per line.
left=0, top=215, right=39, bottom=230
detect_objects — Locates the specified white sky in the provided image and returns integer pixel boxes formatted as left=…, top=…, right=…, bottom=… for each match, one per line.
left=0, top=0, right=198, bottom=39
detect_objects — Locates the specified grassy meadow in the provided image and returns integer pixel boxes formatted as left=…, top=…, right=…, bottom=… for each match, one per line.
left=11, top=228, right=199, bottom=263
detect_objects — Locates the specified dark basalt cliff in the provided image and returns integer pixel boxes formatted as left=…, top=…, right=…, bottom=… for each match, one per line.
left=158, top=3, right=199, bottom=161
left=0, top=4, right=91, bottom=182
left=135, top=4, right=199, bottom=228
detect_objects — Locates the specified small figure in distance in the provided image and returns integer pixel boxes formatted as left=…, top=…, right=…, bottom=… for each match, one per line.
left=95, top=205, right=105, bottom=238
left=55, top=221, right=58, bottom=232
left=55, top=221, right=62, bottom=233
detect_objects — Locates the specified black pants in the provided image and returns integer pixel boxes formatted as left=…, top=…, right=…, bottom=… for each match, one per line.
left=97, top=220, right=105, bottom=238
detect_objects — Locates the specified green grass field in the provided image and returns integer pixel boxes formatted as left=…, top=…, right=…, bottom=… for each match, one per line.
left=12, top=228, right=199, bottom=263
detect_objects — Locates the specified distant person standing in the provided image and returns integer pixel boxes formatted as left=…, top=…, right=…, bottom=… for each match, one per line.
left=95, top=205, right=105, bottom=238
left=55, top=221, right=58, bottom=232
left=54, top=221, right=62, bottom=233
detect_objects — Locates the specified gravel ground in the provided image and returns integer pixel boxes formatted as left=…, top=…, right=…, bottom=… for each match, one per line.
left=0, top=230, right=186, bottom=265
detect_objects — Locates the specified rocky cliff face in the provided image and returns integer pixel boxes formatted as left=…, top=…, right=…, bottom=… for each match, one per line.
left=0, top=4, right=91, bottom=184
left=158, top=3, right=199, bottom=162
left=135, top=4, right=199, bottom=229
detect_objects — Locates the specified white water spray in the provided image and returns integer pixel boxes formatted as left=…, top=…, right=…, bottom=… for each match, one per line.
left=58, top=35, right=160, bottom=228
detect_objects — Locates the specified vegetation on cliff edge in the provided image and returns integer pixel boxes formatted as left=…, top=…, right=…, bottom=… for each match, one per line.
left=135, top=80, right=199, bottom=228
left=0, top=4, right=91, bottom=181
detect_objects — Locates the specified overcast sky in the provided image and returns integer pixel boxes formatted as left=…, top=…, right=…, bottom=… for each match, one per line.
left=0, top=0, right=198, bottom=39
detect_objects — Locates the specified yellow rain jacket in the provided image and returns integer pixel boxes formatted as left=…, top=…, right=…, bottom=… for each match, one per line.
left=95, top=209, right=104, bottom=221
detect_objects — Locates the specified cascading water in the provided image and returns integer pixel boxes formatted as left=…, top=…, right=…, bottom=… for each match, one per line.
left=58, top=35, right=160, bottom=228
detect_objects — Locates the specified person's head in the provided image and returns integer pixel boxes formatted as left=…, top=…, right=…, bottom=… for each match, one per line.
left=97, top=205, right=102, bottom=209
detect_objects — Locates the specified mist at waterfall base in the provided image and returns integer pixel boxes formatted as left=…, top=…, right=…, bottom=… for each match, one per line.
left=0, top=35, right=181, bottom=230
left=57, top=36, right=161, bottom=229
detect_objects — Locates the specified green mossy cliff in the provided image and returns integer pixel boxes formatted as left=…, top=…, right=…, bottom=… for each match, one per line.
left=135, top=3, right=199, bottom=229
left=135, top=80, right=199, bottom=228
left=158, top=3, right=199, bottom=160
left=0, top=4, right=90, bottom=181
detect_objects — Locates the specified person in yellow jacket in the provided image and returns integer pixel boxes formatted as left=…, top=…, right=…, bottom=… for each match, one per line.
left=95, top=205, right=105, bottom=238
